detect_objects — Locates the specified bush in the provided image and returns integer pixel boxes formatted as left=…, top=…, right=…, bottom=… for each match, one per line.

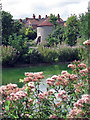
left=38, top=47, right=58, bottom=63
left=57, top=46, right=81, bottom=62
left=23, top=48, right=42, bottom=64
left=1, top=45, right=19, bottom=66
left=0, top=60, right=89, bottom=119
left=8, top=33, right=29, bottom=55
left=38, top=46, right=85, bottom=63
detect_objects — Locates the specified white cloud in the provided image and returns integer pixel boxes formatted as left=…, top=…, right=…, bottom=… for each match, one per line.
left=2, top=0, right=89, bottom=20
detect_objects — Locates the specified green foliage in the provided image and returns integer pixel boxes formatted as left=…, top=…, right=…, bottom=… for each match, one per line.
left=2, top=11, right=13, bottom=45
left=1, top=61, right=89, bottom=119
left=8, top=34, right=29, bottom=55
left=25, top=26, right=37, bottom=40
left=2, top=11, right=22, bottom=45
left=38, top=46, right=84, bottom=63
left=46, top=35, right=59, bottom=47
left=38, top=47, right=58, bottom=63
left=46, top=26, right=65, bottom=46
left=65, top=14, right=79, bottom=46
left=79, top=13, right=88, bottom=40
left=23, top=49, right=42, bottom=64
left=1, top=45, right=19, bottom=66
left=49, top=14, right=57, bottom=27
left=57, top=46, right=81, bottom=62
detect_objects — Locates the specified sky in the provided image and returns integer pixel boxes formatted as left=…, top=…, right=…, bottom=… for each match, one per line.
left=1, top=0, right=89, bottom=20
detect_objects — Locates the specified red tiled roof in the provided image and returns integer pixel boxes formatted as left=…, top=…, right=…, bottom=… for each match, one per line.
left=29, top=19, right=45, bottom=25
left=38, top=17, right=54, bottom=27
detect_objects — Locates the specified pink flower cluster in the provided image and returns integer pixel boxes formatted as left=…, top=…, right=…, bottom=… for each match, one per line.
left=58, top=90, right=68, bottom=101
left=0, top=84, right=26, bottom=96
left=49, top=114, right=59, bottom=118
left=67, top=107, right=84, bottom=118
left=38, top=91, right=48, bottom=100
left=78, top=63, right=86, bottom=68
left=68, top=94, right=90, bottom=118
left=24, top=72, right=44, bottom=83
left=74, top=82, right=84, bottom=93
left=80, top=68, right=88, bottom=74
left=46, top=73, right=69, bottom=87
left=28, top=82, right=34, bottom=90
left=10, top=91, right=27, bottom=101
left=68, top=64, right=76, bottom=69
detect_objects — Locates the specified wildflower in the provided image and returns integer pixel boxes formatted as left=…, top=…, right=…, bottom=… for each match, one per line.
left=49, top=114, right=59, bottom=118
left=51, top=75, right=58, bottom=79
left=67, top=107, right=85, bottom=118
left=83, top=39, right=90, bottom=45
left=80, top=68, right=88, bottom=74
left=70, top=74, right=77, bottom=80
left=68, top=64, right=76, bottom=69
left=58, top=90, right=66, bottom=98
left=0, top=101, right=2, bottom=105
left=56, top=102, right=62, bottom=106
left=28, top=82, right=34, bottom=89
left=78, top=63, right=86, bottom=68
left=24, top=77, right=30, bottom=83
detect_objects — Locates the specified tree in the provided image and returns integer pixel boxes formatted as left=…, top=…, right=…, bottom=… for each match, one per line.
left=46, top=25, right=65, bottom=46
left=79, top=13, right=88, bottom=40
left=25, top=26, right=37, bottom=40
left=49, top=14, right=58, bottom=27
left=51, top=25, right=65, bottom=45
left=2, top=11, right=13, bottom=45
left=2, top=11, right=22, bottom=45
left=8, top=33, right=28, bottom=55
left=65, top=14, right=79, bottom=46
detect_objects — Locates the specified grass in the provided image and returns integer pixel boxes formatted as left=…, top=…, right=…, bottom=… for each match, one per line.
left=2, top=63, right=71, bottom=87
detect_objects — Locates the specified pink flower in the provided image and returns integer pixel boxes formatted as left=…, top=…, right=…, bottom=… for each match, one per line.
left=83, top=39, right=90, bottom=45
left=0, top=101, right=2, bottom=105
left=58, top=90, right=66, bottom=98
left=38, top=72, right=43, bottom=75
left=68, top=64, right=76, bottom=69
left=70, top=74, right=77, bottom=80
left=74, top=102, right=83, bottom=108
left=56, top=102, right=62, bottom=106
left=78, top=63, right=86, bottom=68
left=49, top=115, right=59, bottom=118
left=48, top=90, right=54, bottom=94
left=51, top=75, right=58, bottom=79
left=28, top=82, right=34, bottom=89
left=80, top=68, right=88, bottom=74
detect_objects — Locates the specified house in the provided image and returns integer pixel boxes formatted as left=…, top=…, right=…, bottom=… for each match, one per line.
left=19, top=14, right=65, bottom=29
left=19, top=14, right=65, bottom=44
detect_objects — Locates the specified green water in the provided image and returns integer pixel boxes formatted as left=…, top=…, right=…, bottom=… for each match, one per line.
left=2, top=63, right=71, bottom=87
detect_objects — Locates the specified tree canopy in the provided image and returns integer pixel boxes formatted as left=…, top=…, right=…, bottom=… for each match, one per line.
left=65, top=14, right=79, bottom=46
left=2, top=11, right=22, bottom=45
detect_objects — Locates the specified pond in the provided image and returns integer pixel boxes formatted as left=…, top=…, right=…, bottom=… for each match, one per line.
left=2, top=63, right=71, bottom=88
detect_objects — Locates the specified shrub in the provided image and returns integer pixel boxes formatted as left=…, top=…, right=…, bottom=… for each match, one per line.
left=38, top=46, right=85, bottom=63
left=1, top=45, right=19, bottom=66
left=8, top=33, right=29, bottom=55
left=38, top=47, right=58, bottom=63
left=57, top=46, right=81, bottom=62
left=23, top=48, right=43, bottom=64
left=0, top=60, right=89, bottom=119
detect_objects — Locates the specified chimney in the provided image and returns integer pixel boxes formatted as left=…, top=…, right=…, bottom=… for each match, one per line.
left=25, top=17, right=29, bottom=21
left=38, top=15, right=41, bottom=19
left=57, top=14, right=60, bottom=21
left=33, top=14, right=35, bottom=19
left=19, top=19, right=22, bottom=22
left=45, top=15, right=47, bottom=18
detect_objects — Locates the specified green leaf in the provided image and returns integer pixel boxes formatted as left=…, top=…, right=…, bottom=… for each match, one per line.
left=5, top=106, right=9, bottom=111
